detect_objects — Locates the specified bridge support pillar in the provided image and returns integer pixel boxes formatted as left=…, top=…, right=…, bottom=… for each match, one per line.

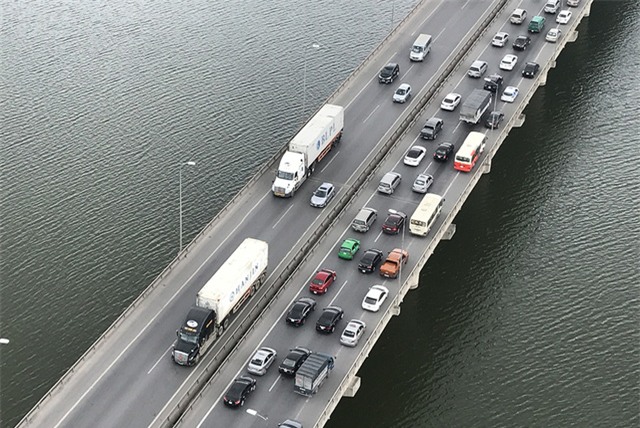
left=584, top=1, right=591, bottom=16
left=391, top=305, right=401, bottom=317
left=482, top=160, right=491, bottom=174
left=539, top=71, right=548, bottom=87
left=568, top=30, right=578, bottom=43
left=442, top=223, right=456, bottom=240
left=513, top=114, right=525, bottom=128
left=343, top=376, right=361, bottom=397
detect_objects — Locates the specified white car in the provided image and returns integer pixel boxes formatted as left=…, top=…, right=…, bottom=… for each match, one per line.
left=546, top=28, right=562, bottom=43
left=340, top=319, right=366, bottom=347
left=403, top=146, right=427, bottom=166
left=491, top=31, right=509, bottom=47
left=556, top=10, right=572, bottom=24
left=501, top=86, right=519, bottom=103
left=247, top=347, right=277, bottom=376
left=361, top=285, right=389, bottom=312
left=567, top=0, right=580, bottom=7
left=412, top=173, right=434, bottom=193
left=393, top=83, right=412, bottom=103
left=440, top=93, right=461, bottom=111
left=499, top=54, right=518, bottom=71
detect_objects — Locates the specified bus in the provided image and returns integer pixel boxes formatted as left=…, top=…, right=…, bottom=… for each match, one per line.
left=454, top=131, right=487, bottom=172
left=409, top=193, right=444, bottom=236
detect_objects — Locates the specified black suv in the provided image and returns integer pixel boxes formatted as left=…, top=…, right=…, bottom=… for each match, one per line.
left=420, top=117, right=444, bottom=140
left=434, top=142, right=455, bottom=162
left=223, top=376, right=256, bottom=407
left=484, top=111, right=505, bottom=129
left=382, top=211, right=407, bottom=235
left=278, top=347, right=312, bottom=376
left=358, top=249, right=384, bottom=273
left=483, top=74, right=504, bottom=93
left=378, top=63, right=400, bottom=83
left=522, top=62, right=540, bottom=78
left=512, top=35, right=531, bottom=51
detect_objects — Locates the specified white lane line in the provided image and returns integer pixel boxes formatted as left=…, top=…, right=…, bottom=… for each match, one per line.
left=421, top=161, right=435, bottom=174
left=443, top=171, right=460, bottom=196
left=363, top=105, right=380, bottom=124
left=272, top=204, right=295, bottom=229
left=418, top=1, right=443, bottom=28
left=268, top=375, right=281, bottom=392
left=53, top=190, right=272, bottom=428
left=320, top=151, right=340, bottom=173
left=328, top=280, right=349, bottom=307
left=461, top=0, right=472, bottom=10
left=452, top=121, right=462, bottom=134
left=434, top=27, right=447, bottom=41
left=374, top=230, right=384, bottom=242
left=147, top=344, right=173, bottom=375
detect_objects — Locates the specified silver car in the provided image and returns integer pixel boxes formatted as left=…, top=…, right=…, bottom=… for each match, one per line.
left=412, top=174, right=434, bottom=193
left=340, top=319, right=366, bottom=347
left=310, top=182, right=335, bottom=208
left=377, top=172, right=402, bottom=195
left=247, top=347, right=277, bottom=376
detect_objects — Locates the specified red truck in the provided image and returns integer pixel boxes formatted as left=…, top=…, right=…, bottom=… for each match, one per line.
left=379, top=249, right=409, bottom=279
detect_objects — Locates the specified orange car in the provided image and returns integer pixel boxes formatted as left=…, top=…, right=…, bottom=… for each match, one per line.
left=379, top=249, right=409, bottom=278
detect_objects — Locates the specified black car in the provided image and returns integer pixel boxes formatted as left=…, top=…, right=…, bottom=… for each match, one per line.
left=316, top=305, right=344, bottom=333
left=382, top=211, right=407, bottom=235
left=358, top=249, right=384, bottom=273
left=512, top=35, right=531, bottom=51
left=434, top=142, right=455, bottom=162
left=286, top=297, right=316, bottom=326
left=420, top=117, right=444, bottom=140
left=378, top=63, right=400, bottom=83
left=223, top=376, right=256, bottom=407
left=278, top=346, right=312, bottom=376
left=522, top=61, right=540, bottom=78
left=484, top=111, right=505, bottom=129
left=483, top=74, right=504, bottom=93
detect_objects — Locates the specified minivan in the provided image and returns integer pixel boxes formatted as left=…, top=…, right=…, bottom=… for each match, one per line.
left=378, top=172, right=402, bottom=195
left=544, top=0, right=560, bottom=14
left=409, top=34, right=432, bottom=61
left=351, top=207, right=378, bottom=232
left=510, top=8, right=527, bottom=24
left=528, top=16, right=546, bottom=33
left=468, top=60, right=488, bottom=78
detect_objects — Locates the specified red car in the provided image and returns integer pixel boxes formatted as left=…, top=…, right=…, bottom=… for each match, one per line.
left=309, top=269, right=337, bottom=295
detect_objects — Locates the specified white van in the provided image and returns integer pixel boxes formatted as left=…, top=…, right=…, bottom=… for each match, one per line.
left=544, top=0, right=560, bottom=14
left=409, top=34, right=432, bottom=61
left=510, top=8, right=527, bottom=24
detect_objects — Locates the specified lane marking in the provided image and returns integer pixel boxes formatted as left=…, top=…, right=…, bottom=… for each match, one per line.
left=328, top=280, right=349, bottom=307
left=268, top=375, right=281, bottom=392
left=147, top=344, right=173, bottom=375
left=272, top=204, right=295, bottom=229
left=320, top=151, right=340, bottom=173
left=363, top=105, right=380, bottom=124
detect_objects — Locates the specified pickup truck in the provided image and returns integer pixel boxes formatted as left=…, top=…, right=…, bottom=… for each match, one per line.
left=379, top=248, right=409, bottom=279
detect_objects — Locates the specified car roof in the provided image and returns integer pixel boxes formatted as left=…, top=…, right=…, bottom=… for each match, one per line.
left=384, top=62, right=398, bottom=68
left=438, top=142, right=454, bottom=148
left=398, top=83, right=410, bottom=90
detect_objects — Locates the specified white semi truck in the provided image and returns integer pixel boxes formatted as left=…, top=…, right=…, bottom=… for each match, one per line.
left=172, top=238, right=268, bottom=366
left=272, top=104, right=344, bottom=197
left=459, top=89, right=492, bottom=124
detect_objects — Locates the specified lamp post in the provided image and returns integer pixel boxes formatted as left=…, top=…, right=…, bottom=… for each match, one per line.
left=246, top=408, right=268, bottom=421
left=302, top=42, right=321, bottom=121
left=179, top=161, right=196, bottom=253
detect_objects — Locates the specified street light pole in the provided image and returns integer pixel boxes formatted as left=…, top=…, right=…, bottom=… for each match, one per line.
left=302, top=42, right=321, bottom=121
left=179, top=161, right=196, bottom=253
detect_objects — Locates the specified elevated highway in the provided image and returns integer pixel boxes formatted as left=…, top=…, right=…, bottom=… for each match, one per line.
left=175, top=0, right=594, bottom=427
left=17, top=0, right=593, bottom=426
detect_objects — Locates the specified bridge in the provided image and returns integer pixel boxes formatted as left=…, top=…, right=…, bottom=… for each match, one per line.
left=18, top=0, right=593, bottom=427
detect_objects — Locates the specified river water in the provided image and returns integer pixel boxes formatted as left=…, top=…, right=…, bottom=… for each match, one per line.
left=1, top=1, right=638, bottom=427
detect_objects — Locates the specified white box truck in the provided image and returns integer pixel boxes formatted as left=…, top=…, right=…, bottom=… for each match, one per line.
left=172, top=238, right=268, bottom=366
left=272, top=104, right=344, bottom=198
left=459, top=89, right=492, bottom=124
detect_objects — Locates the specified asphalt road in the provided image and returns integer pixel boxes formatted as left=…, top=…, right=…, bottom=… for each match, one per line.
left=20, top=1, right=504, bottom=427
left=175, top=0, right=593, bottom=427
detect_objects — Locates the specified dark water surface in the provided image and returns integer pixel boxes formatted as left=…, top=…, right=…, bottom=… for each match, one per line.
left=1, top=1, right=638, bottom=427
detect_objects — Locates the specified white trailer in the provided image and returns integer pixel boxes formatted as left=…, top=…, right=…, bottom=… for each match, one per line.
left=196, top=238, right=268, bottom=332
left=459, top=89, right=492, bottom=124
left=272, top=104, right=344, bottom=197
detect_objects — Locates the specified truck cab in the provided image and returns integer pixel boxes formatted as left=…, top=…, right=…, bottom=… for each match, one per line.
left=272, top=152, right=307, bottom=197
left=172, top=306, right=216, bottom=366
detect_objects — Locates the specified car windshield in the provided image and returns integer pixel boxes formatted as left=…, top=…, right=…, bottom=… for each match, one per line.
left=364, top=297, right=377, bottom=305
left=387, top=216, right=400, bottom=225
left=282, top=358, right=295, bottom=367
left=396, top=89, right=406, bottom=95
left=276, top=170, right=294, bottom=180
left=344, top=330, right=355, bottom=338
left=311, top=277, right=325, bottom=285
left=436, top=148, right=447, bottom=155
left=415, top=179, right=425, bottom=186
left=314, top=189, right=327, bottom=197
left=408, top=149, right=420, bottom=157
left=251, top=357, right=264, bottom=366
left=290, top=303, right=304, bottom=316
left=382, top=66, right=394, bottom=74
left=411, top=46, right=423, bottom=53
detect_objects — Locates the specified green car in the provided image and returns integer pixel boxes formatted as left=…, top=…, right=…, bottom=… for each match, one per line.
left=338, top=238, right=361, bottom=260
